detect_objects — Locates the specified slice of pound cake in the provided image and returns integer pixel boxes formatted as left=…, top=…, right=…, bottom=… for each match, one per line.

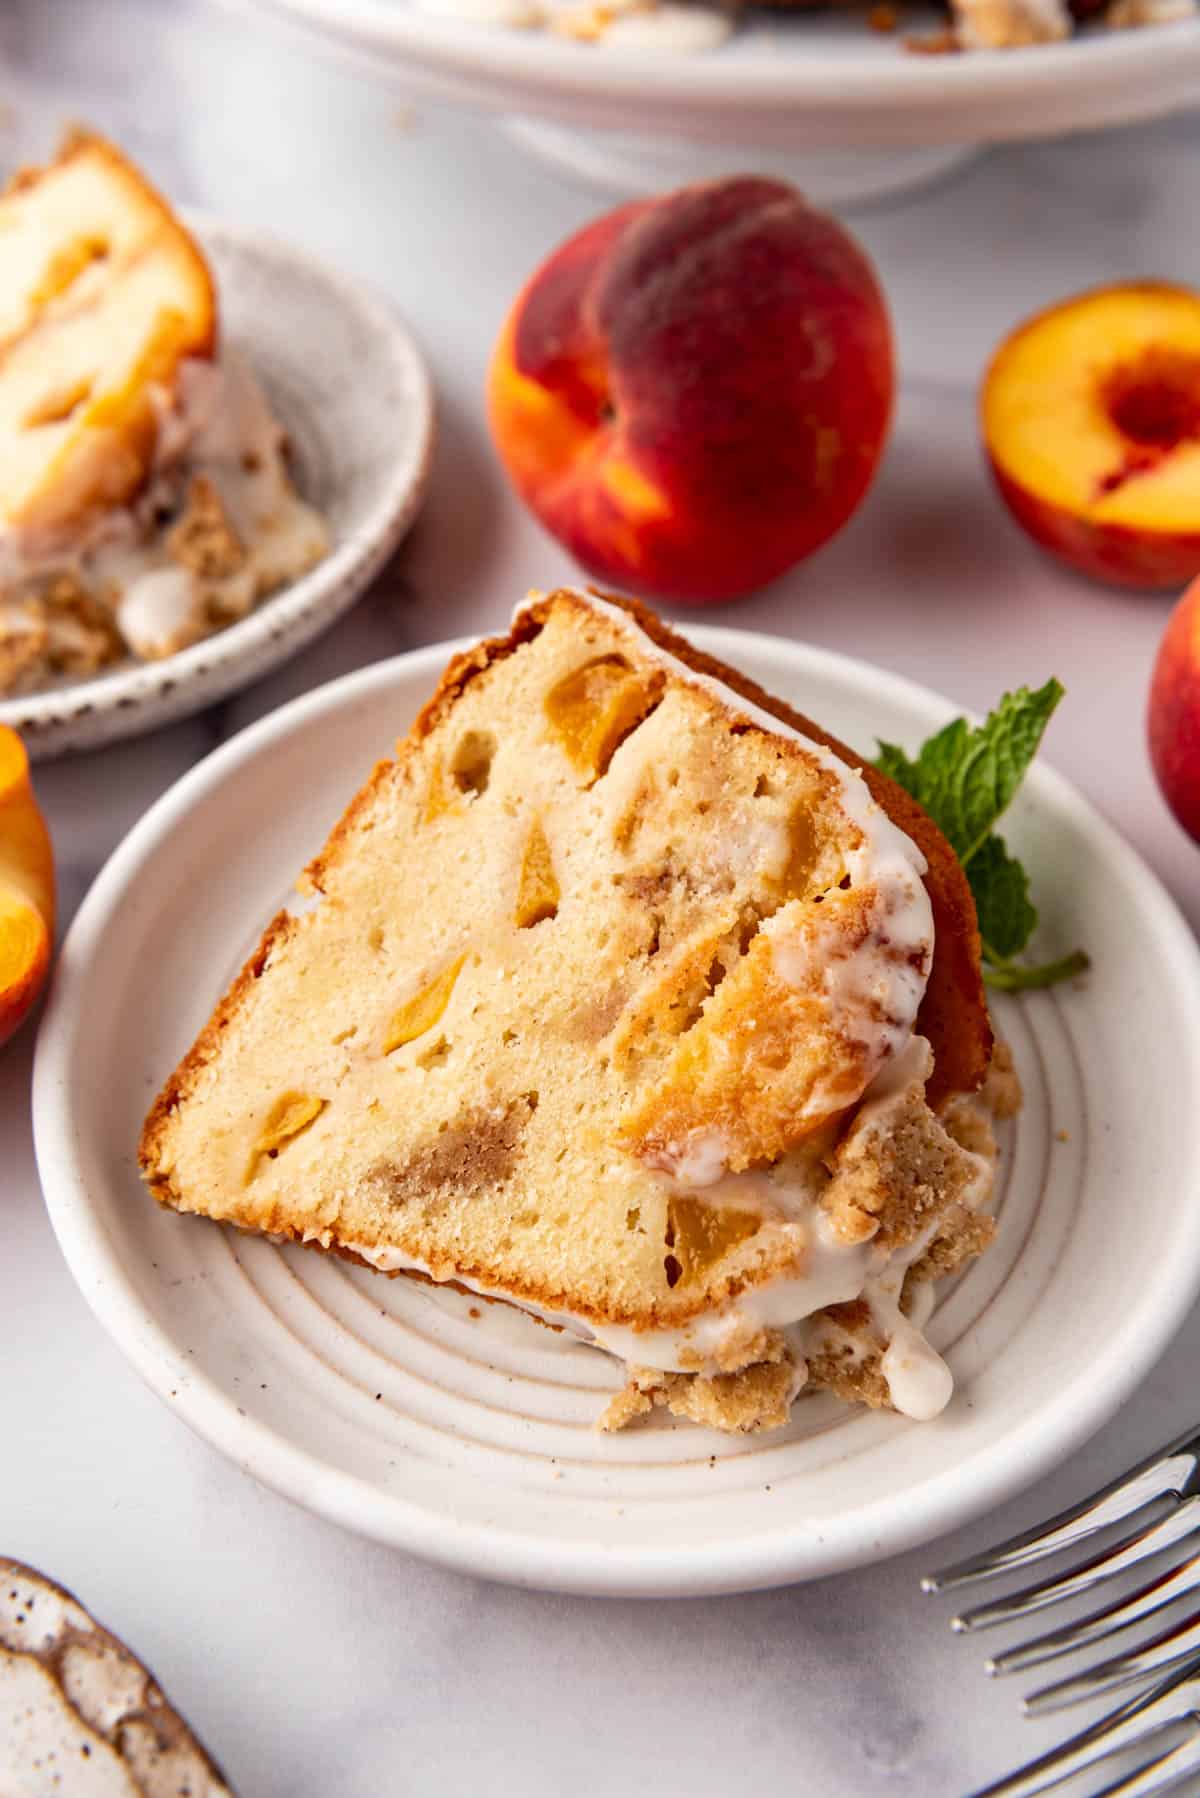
left=140, top=589, right=1017, bottom=1433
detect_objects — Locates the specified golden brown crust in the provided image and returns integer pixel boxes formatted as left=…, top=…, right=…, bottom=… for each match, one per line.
left=42, top=129, right=218, bottom=354
left=139, top=909, right=296, bottom=1196
left=300, top=609, right=549, bottom=898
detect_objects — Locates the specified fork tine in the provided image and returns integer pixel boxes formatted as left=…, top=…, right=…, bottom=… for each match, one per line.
left=968, top=1664, right=1200, bottom=1798
left=923, top=1427, right=1200, bottom=1594
left=954, top=1498, right=1200, bottom=1633
left=1023, top=1631, right=1200, bottom=1718
left=1091, top=1729, right=1200, bottom=1798
left=987, top=1549, right=1200, bottom=1677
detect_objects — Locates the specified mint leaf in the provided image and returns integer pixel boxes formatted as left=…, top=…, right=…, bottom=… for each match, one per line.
left=875, top=740, right=920, bottom=789
left=968, top=834, right=1037, bottom=962
left=887, top=680, right=1064, bottom=867
left=873, top=679, right=1086, bottom=992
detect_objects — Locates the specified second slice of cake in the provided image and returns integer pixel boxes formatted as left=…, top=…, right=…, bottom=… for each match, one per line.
left=140, top=589, right=1012, bottom=1433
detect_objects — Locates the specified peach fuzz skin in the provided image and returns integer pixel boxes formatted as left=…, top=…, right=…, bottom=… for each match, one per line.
left=983, top=283, right=1200, bottom=591
left=0, top=727, right=54, bottom=1047
left=1149, top=578, right=1200, bottom=842
left=488, top=177, right=894, bottom=605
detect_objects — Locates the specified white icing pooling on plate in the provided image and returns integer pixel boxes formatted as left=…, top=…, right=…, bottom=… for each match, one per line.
left=337, top=1039, right=985, bottom=1422
left=114, top=567, right=198, bottom=660
left=879, top=1315, right=953, bottom=1422
left=592, top=1204, right=876, bottom=1368
left=342, top=1214, right=865, bottom=1372
left=804, top=1036, right=957, bottom=1418
left=338, top=1201, right=955, bottom=1420
left=866, top=1220, right=953, bottom=1423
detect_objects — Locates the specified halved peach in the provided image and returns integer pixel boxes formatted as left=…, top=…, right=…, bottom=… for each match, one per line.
left=983, top=283, right=1200, bottom=589
left=0, top=727, right=55, bottom=1045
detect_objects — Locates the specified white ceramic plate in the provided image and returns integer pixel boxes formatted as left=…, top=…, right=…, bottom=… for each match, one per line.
left=1, top=217, right=435, bottom=760
left=32, top=630, right=1200, bottom=1596
left=240, top=0, right=1200, bottom=149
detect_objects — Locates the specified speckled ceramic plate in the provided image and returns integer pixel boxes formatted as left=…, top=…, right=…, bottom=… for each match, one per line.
left=32, top=631, right=1200, bottom=1596
left=1, top=216, right=435, bottom=760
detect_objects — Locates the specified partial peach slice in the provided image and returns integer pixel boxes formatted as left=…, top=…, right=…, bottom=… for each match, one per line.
left=983, top=283, right=1200, bottom=589
left=0, top=132, right=216, bottom=544
left=0, top=727, right=55, bottom=1046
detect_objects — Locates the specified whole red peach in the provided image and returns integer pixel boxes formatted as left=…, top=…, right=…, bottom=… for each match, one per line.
left=1149, top=577, right=1200, bottom=840
left=488, top=177, right=894, bottom=605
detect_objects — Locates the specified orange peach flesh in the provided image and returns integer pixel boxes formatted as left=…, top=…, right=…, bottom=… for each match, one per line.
left=490, top=311, right=662, bottom=577
left=984, top=284, right=1200, bottom=588
left=0, top=727, right=54, bottom=1045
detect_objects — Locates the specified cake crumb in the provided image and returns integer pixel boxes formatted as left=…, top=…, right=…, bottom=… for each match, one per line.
left=167, top=473, right=246, bottom=579
left=598, top=1383, right=654, bottom=1432
left=982, top=1037, right=1023, bottom=1119
left=601, top=1355, right=800, bottom=1434
left=0, top=612, right=49, bottom=692
left=39, top=572, right=123, bottom=677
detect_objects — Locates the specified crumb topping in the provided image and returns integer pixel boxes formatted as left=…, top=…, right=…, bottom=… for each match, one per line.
left=166, top=473, right=246, bottom=580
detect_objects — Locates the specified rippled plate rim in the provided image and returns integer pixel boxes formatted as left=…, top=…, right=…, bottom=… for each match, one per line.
left=31, top=630, right=1200, bottom=1595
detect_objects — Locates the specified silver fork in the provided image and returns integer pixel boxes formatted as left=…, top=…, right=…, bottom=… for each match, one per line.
left=922, top=1422, right=1200, bottom=1797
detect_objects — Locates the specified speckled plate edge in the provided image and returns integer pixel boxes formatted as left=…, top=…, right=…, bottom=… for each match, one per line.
left=1, top=214, right=435, bottom=760
left=30, top=629, right=1200, bottom=1596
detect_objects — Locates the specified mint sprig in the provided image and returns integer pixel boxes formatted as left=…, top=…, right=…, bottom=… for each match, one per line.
left=876, top=681, right=1088, bottom=992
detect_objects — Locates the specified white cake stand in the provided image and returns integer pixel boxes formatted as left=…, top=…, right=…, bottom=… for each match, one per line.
left=235, top=0, right=1200, bottom=204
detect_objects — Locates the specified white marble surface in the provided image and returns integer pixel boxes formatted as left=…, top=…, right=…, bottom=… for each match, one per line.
left=4, top=4, right=1200, bottom=1793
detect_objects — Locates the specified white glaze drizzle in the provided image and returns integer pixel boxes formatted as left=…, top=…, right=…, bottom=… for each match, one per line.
left=336, top=1039, right=986, bottom=1422
left=520, top=588, right=935, bottom=1164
